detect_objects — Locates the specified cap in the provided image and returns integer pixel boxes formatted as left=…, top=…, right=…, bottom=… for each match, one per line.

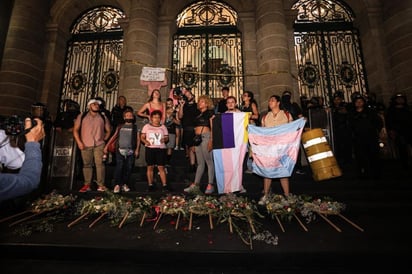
left=333, top=91, right=344, bottom=99
left=87, top=99, right=101, bottom=106
left=282, top=91, right=292, bottom=96
left=352, top=94, right=366, bottom=103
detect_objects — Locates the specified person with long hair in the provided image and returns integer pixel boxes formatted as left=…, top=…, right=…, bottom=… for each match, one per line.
left=240, top=90, right=259, bottom=125
left=137, top=89, right=166, bottom=125
left=240, top=91, right=260, bottom=174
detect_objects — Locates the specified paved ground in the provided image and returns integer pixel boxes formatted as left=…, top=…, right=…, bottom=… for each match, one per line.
left=1, top=150, right=411, bottom=273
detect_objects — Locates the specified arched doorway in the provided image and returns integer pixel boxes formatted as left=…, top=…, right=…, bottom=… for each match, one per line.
left=292, top=0, right=367, bottom=106
left=171, top=0, right=244, bottom=103
left=59, top=6, right=125, bottom=112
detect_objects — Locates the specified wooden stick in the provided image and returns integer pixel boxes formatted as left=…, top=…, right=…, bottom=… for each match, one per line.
left=338, top=213, right=364, bottom=232
left=175, top=212, right=181, bottom=230
left=0, top=210, right=30, bottom=224
left=293, top=213, right=308, bottom=232
left=68, top=212, right=88, bottom=228
left=317, top=212, right=342, bottom=232
left=228, top=215, right=233, bottom=233
left=275, top=215, right=285, bottom=232
left=248, top=217, right=256, bottom=234
left=89, top=212, right=108, bottom=228
left=139, top=212, right=146, bottom=227
left=9, top=212, right=41, bottom=227
left=249, top=234, right=253, bottom=251
left=189, top=212, right=193, bottom=230
left=209, top=213, right=214, bottom=230
left=153, top=212, right=162, bottom=230
left=118, top=212, right=129, bottom=229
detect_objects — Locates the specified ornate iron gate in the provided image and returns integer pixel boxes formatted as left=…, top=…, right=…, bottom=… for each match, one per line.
left=293, top=0, right=368, bottom=106
left=172, top=31, right=243, bottom=101
left=59, top=6, right=124, bottom=112
left=172, top=1, right=243, bottom=102
left=50, top=7, right=124, bottom=190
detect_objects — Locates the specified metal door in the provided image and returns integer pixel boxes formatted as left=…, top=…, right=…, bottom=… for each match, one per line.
left=172, top=1, right=243, bottom=102
left=293, top=0, right=367, bottom=106
left=59, top=6, right=125, bottom=112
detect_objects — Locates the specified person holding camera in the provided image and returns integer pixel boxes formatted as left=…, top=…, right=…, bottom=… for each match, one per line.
left=0, top=127, right=25, bottom=172
left=0, top=118, right=45, bottom=202
left=177, top=89, right=200, bottom=172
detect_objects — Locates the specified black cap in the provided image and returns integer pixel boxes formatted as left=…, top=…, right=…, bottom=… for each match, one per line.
left=282, top=90, right=292, bottom=96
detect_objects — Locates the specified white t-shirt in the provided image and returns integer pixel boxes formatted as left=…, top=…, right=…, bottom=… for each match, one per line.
left=0, top=130, right=25, bottom=169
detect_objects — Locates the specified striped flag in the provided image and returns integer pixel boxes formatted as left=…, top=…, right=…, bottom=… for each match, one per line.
left=248, top=118, right=306, bottom=178
left=212, top=112, right=249, bottom=194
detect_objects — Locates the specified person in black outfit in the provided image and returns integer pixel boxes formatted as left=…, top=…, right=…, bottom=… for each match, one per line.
left=177, top=90, right=200, bottom=172
left=216, top=86, right=229, bottom=113
left=331, top=91, right=352, bottom=168
left=281, top=90, right=306, bottom=175
left=54, top=99, right=81, bottom=132
left=348, top=94, right=383, bottom=179
left=385, top=93, right=412, bottom=169
left=111, top=95, right=134, bottom=130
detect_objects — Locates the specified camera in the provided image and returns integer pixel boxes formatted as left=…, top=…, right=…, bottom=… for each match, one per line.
left=0, top=115, right=37, bottom=136
left=173, top=86, right=188, bottom=103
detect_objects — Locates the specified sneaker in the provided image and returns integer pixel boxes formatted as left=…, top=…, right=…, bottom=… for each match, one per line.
left=79, top=184, right=91, bottom=193
left=162, top=184, right=172, bottom=192
left=245, top=169, right=253, bottom=174
left=174, top=146, right=179, bottom=151
left=180, top=147, right=185, bottom=150
left=295, top=169, right=306, bottom=175
left=205, top=184, right=215, bottom=195
left=97, top=186, right=107, bottom=192
left=258, top=195, right=269, bottom=206
left=113, top=185, right=120, bottom=193
left=240, top=186, right=247, bottom=193
left=122, top=184, right=130, bottom=192
left=184, top=183, right=199, bottom=193
left=148, top=184, right=156, bottom=192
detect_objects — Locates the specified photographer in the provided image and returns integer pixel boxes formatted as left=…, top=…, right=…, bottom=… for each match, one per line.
left=0, top=117, right=25, bottom=171
left=0, top=118, right=45, bottom=202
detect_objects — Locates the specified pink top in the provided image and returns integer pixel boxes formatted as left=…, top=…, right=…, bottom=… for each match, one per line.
left=141, top=123, right=168, bottom=149
left=76, top=113, right=110, bottom=147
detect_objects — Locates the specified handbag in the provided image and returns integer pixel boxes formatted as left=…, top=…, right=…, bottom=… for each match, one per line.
left=192, top=126, right=204, bottom=146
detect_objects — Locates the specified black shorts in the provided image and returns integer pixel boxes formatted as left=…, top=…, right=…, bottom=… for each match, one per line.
left=145, top=147, right=167, bottom=166
left=182, top=127, right=195, bottom=147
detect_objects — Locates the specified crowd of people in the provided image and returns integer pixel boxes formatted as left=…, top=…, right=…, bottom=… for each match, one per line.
left=1, top=87, right=411, bottom=205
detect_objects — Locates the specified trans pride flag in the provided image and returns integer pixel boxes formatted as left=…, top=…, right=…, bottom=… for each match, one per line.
left=212, top=112, right=249, bottom=194
left=248, top=118, right=306, bottom=178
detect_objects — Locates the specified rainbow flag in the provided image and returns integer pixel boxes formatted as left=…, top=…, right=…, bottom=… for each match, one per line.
left=248, top=118, right=306, bottom=178
left=212, top=112, right=249, bottom=194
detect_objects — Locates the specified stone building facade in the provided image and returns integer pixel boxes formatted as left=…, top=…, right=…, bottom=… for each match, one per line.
left=1, top=0, right=411, bottom=118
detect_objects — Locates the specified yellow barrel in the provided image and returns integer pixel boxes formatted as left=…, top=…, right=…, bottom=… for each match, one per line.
left=301, top=128, right=342, bottom=181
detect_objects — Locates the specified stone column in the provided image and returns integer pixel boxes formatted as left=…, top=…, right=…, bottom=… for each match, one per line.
left=382, top=0, right=412, bottom=98
left=121, top=0, right=159, bottom=109
left=255, top=0, right=292, bottom=107
left=121, top=0, right=159, bottom=166
left=0, top=0, right=49, bottom=116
